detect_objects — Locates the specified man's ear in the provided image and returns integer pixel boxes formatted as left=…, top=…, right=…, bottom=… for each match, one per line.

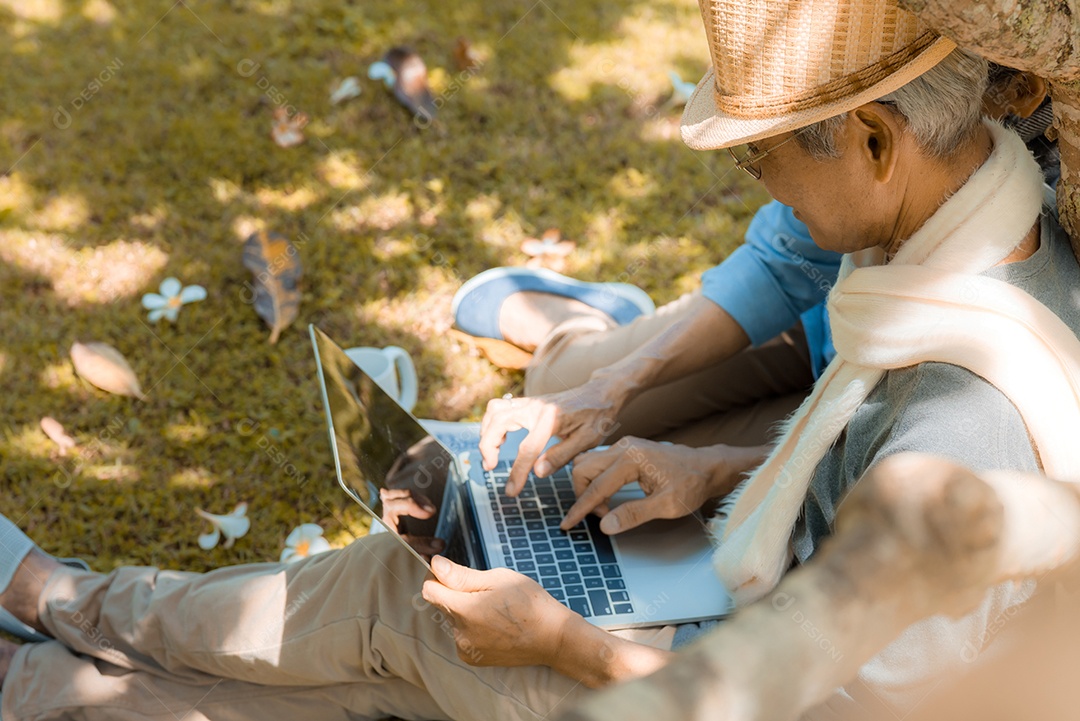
left=851, top=104, right=900, bottom=183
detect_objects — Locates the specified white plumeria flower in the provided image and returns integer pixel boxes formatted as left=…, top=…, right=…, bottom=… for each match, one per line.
left=196, top=502, right=250, bottom=550
left=141, top=277, right=207, bottom=323
left=520, top=229, right=575, bottom=259
left=280, top=523, right=332, bottom=563
left=330, top=76, right=363, bottom=105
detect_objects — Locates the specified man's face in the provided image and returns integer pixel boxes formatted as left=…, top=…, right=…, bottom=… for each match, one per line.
left=745, top=122, right=896, bottom=255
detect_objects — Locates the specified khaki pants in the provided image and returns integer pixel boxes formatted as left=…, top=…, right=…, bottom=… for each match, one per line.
left=525, top=292, right=815, bottom=447
left=3, top=534, right=673, bottom=720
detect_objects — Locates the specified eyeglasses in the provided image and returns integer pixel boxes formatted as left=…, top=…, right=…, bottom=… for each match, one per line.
left=728, top=127, right=809, bottom=180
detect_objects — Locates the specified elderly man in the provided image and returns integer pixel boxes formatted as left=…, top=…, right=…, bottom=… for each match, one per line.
left=466, top=64, right=1055, bottom=503
left=2, top=1, right=1079, bottom=720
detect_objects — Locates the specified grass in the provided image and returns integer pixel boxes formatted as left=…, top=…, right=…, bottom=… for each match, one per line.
left=0, top=0, right=768, bottom=573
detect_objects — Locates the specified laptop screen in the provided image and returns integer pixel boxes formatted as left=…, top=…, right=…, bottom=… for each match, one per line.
left=309, top=325, right=454, bottom=526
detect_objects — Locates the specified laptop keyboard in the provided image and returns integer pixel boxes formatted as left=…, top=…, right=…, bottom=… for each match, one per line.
left=484, top=460, right=634, bottom=618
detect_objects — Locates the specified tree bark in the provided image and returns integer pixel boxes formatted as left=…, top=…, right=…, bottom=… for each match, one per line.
left=560, top=455, right=1080, bottom=721
left=897, top=0, right=1080, bottom=253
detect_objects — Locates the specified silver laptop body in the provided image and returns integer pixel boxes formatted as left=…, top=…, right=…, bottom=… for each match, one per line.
left=310, top=325, right=731, bottom=630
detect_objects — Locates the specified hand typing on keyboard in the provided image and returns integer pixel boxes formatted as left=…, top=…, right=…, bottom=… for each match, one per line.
left=560, top=437, right=766, bottom=534
left=478, top=381, right=625, bottom=496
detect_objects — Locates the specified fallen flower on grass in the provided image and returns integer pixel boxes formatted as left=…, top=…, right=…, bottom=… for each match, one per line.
left=521, top=229, right=576, bottom=271
left=271, top=107, right=308, bottom=148
left=280, top=523, right=332, bottom=563
left=40, top=417, right=76, bottom=455
left=196, top=502, right=250, bottom=550
left=141, top=277, right=207, bottom=323
left=330, top=76, right=363, bottom=105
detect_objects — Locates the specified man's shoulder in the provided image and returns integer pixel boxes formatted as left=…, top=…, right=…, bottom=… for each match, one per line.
left=853, top=361, right=1038, bottom=474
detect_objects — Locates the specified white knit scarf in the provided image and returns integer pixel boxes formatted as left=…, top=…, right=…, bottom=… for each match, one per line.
left=712, top=122, right=1080, bottom=606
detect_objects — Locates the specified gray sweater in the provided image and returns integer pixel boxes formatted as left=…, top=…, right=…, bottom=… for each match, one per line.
left=794, top=208, right=1079, bottom=561
left=804, top=209, right=1078, bottom=718
left=677, top=209, right=1079, bottom=719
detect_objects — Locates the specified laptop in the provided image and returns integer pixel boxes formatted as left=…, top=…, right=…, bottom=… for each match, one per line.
left=310, top=325, right=731, bottom=629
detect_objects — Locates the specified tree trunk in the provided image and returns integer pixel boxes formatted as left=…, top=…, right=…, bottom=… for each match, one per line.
left=897, top=0, right=1080, bottom=253
left=1054, top=82, right=1080, bottom=252
left=561, top=456, right=1080, bottom=721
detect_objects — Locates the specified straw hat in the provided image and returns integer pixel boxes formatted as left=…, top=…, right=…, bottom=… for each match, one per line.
left=681, top=0, right=956, bottom=150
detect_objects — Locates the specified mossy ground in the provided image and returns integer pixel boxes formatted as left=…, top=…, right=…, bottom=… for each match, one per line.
left=0, top=0, right=767, bottom=573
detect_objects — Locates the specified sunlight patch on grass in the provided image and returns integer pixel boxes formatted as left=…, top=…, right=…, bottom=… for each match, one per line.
left=254, top=186, right=321, bottom=211
left=0, top=230, right=169, bottom=305
left=170, top=467, right=218, bottom=490
left=32, top=193, right=91, bottom=232
left=317, top=151, right=376, bottom=192
left=81, top=0, right=117, bottom=24
left=210, top=178, right=244, bottom=205
left=476, top=211, right=529, bottom=251
left=129, top=206, right=168, bottom=232
left=640, top=114, right=684, bottom=143
left=39, top=361, right=81, bottom=393
left=330, top=191, right=414, bottom=232
left=609, top=167, right=656, bottom=199
left=165, top=422, right=210, bottom=444
left=230, top=215, right=264, bottom=241
left=0, top=173, right=34, bottom=217
left=84, top=461, right=140, bottom=483
left=548, top=5, right=707, bottom=108
left=0, top=0, right=62, bottom=22
left=2, top=426, right=54, bottom=462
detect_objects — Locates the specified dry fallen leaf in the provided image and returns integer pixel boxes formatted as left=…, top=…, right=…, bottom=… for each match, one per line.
left=242, top=231, right=303, bottom=344
left=453, top=37, right=481, bottom=72
left=271, top=107, right=308, bottom=148
left=70, top=342, right=147, bottom=400
left=40, top=416, right=76, bottom=455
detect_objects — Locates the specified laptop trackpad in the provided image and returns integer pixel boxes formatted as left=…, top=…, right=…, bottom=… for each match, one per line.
left=606, top=485, right=715, bottom=567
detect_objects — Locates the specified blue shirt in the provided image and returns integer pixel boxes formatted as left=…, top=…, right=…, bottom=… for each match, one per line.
left=700, top=201, right=841, bottom=377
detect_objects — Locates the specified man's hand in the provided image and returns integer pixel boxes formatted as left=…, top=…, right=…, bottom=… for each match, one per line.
left=562, top=438, right=769, bottom=534
left=379, top=488, right=445, bottom=558
left=421, top=556, right=576, bottom=668
left=479, top=380, right=625, bottom=496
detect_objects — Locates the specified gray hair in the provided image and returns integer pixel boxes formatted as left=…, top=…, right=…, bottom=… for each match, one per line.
left=796, top=49, right=989, bottom=160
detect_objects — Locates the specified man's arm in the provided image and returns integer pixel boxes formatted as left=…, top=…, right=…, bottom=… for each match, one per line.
left=481, top=202, right=838, bottom=492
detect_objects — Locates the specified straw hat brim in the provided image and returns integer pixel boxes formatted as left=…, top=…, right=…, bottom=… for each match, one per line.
left=680, top=36, right=957, bottom=151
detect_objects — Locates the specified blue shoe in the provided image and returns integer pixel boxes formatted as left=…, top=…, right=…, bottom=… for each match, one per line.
left=0, top=557, right=90, bottom=643
left=452, top=267, right=655, bottom=341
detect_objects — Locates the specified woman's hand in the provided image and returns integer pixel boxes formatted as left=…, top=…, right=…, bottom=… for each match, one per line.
left=379, top=488, right=445, bottom=559
left=478, top=378, right=627, bottom=496
left=421, top=556, right=576, bottom=668
left=561, top=438, right=769, bottom=534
